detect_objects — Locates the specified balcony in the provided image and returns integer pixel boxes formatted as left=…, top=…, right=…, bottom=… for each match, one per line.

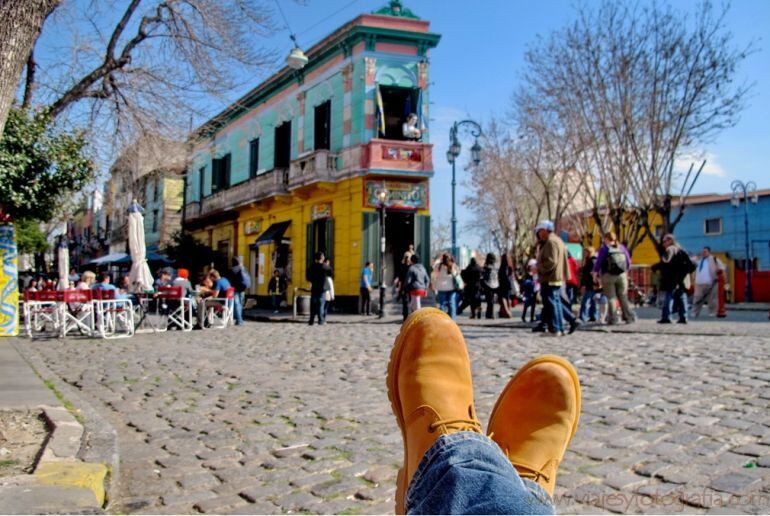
left=187, top=169, right=289, bottom=220
left=361, top=139, right=434, bottom=174
left=288, top=150, right=340, bottom=190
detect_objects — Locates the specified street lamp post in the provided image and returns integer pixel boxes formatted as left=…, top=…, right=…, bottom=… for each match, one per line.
left=730, top=180, right=758, bottom=303
left=376, top=188, right=389, bottom=319
left=447, top=120, right=483, bottom=258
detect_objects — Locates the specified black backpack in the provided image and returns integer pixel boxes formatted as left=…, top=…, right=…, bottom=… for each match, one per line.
left=605, top=246, right=628, bottom=275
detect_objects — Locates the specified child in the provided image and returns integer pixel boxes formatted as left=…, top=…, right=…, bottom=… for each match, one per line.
left=520, top=259, right=539, bottom=323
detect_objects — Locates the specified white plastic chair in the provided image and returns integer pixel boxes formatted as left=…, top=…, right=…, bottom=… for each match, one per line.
left=158, top=286, right=194, bottom=332
left=93, top=288, right=134, bottom=339
left=201, top=287, right=235, bottom=329
left=23, top=290, right=61, bottom=338
left=59, top=289, right=94, bottom=337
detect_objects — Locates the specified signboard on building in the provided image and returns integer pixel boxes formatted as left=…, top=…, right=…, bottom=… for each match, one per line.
left=311, top=202, right=333, bottom=220
left=364, top=180, right=428, bottom=210
left=244, top=219, right=263, bottom=235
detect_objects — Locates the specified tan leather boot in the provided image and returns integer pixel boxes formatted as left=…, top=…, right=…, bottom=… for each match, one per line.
left=386, top=308, right=481, bottom=515
left=487, top=355, right=581, bottom=496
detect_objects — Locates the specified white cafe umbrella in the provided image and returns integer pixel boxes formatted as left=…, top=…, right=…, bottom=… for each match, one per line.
left=127, top=200, right=154, bottom=292
left=57, top=241, right=69, bottom=290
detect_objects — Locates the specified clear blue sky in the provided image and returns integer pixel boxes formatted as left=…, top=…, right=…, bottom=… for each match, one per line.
left=34, top=0, right=770, bottom=248
left=246, top=0, right=770, bottom=248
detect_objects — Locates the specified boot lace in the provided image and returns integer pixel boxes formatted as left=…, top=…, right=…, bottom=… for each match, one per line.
left=428, top=418, right=482, bottom=433
left=499, top=446, right=551, bottom=483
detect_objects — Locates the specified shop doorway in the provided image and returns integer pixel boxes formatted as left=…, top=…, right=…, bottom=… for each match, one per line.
left=384, top=210, right=414, bottom=287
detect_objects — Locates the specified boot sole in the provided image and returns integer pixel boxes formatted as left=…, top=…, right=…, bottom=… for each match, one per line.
left=386, top=308, right=450, bottom=515
left=488, top=354, right=582, bottom=461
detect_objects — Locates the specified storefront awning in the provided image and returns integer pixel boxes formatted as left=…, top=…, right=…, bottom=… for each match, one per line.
left=254, top=221, right=291, bottom=246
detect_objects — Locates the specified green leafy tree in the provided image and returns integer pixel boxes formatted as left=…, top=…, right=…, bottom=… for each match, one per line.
left=0, top=107, right=94, bottom=221
left=14, top=217, right=49, bottom=254
left=163, top=231, right=219, bottom=280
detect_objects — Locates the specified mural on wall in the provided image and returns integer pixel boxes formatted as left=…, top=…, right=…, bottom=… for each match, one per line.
left=0, top=224, right=19, bottom=336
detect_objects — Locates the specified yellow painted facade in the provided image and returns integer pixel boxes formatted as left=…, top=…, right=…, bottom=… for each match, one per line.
left=192, top=177, right=429, bottom=301
left=583, top=211, right=664, bottom=266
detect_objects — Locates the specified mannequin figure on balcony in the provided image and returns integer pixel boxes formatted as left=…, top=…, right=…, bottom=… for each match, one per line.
left=402, top=113, right=422, bottom=141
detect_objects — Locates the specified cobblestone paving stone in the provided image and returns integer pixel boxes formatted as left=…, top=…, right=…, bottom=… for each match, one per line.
left=21, top=319, right=770, bottom=514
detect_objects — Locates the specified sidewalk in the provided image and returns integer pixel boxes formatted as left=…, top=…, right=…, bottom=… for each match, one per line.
left=0, top=340, right=111, bottom=514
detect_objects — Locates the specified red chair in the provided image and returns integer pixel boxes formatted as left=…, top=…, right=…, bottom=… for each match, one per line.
left=60, top=289, right=94, bottom=337
left=23, top=290, right=61, bottom=338
left=201, top=287, right=235, bottom=329
left=157, top=286, right=193, bottom=332
left=93, top=288, right=134, bottom=338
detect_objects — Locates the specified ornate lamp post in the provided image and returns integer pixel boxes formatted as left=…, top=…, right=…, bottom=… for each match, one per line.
left=730, top=180, right=758, bottom=302
left=375, top=187, right=389, bottom=318
left=447, top=120, right=483, bottom=258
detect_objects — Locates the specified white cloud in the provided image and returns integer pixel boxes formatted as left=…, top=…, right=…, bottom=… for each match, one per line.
left=675, top=151, right=725, bottom=177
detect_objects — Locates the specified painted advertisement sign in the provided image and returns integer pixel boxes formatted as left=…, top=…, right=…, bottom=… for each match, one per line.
left=364, top=180, right=428, bottom=210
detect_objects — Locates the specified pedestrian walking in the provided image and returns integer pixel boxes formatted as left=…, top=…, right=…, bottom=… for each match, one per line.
left=405, top=254, right=430, bottom=313
left=360, top=261, right=374, bottom=315
left=592, top=232, right=636, bottom=325
left=566, top=251, right=579, bottom=308
left=497, top=254, right=513, bottom=318
left=306, top=252, right=332, bottom=325
left=653, top=234, right=695, bottom=324
left=268, top=269, right=288, bottom=313
left=535, top=220, right=571, bottom=336
left=520, top=259, right=539, bottom=323
left=323, top=259, right=334, bottom=320
left=433, top=253, right=461, bottom=319
left=481, top=253, right=499, bottom=319
left=578, top=247, right=598, bottom=322
left=458, top=257, right=483, bottom=319
left=227, top=257, right=251, bottom=326
left=394, top=253, right=411, bottom=321
left=692, top=246, right=725, bottom=318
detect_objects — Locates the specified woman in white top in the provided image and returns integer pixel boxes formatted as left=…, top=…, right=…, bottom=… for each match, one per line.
left=434, top=253, right=460, bottom=319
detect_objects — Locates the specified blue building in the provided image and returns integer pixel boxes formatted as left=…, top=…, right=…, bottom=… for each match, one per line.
left=675, top=189, right=770, bottom=271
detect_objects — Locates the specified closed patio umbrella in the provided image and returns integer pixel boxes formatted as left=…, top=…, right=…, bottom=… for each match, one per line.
left=127, top=200, right=154, bottom=292
left=57, top=241, right=69, bottom=290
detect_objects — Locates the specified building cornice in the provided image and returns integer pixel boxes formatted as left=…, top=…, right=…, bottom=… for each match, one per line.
left=193, top=23, right=440, bottom=140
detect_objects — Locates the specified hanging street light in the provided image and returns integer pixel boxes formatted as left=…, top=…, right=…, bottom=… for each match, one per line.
left=447, top=120, right=483, bottom=258
left=286, top=34, right=308, bottom=70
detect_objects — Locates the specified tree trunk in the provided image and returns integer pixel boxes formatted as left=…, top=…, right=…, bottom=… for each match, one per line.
left=0, top=0, right=60, bottom=139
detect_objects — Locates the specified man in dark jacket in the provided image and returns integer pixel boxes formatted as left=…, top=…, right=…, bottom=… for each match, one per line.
left=306, top=252, right=332, bottom=325
left=458, top=258, right=483, bottom=319
left=227, top=258, right=251, bottom=326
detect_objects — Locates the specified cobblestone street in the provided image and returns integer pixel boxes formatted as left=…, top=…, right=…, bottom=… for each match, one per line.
left=21, top=316, right=770, bottom=514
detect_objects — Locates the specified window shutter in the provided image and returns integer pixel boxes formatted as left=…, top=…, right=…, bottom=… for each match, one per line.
left=211, top=158, right=220, bottom=193
left=223, top=154, right=231, bottom=189
left=325, top=218, right=335, bottom=267
left=306, top=223, right=314, bottom=277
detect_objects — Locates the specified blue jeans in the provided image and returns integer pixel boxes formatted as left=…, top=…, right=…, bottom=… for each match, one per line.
left=540, top=284, right=564, bottom=333
left=407, top=432, right=554, bottom=514
left=579, top=289, right=597, bottom=321
left=271, top=294, right=282, bottom=311
left=437, top=290, right=457, bottom=319
left=309, top=295, right=326, bottom=325
left=661, top=287, right=688, bottom=322
left=233, top=291, right=244, bottom=324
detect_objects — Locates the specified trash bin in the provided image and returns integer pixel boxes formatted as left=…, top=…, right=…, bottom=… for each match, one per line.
left=296, top=295, right=311, bottom=315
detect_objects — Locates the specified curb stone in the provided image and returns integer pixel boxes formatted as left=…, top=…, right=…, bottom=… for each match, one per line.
left=10, top=340, right=120, bottom=511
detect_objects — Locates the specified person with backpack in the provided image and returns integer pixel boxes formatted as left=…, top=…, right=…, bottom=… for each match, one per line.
left=481, top=253, right=499, bottom=319
left=406, top=254, right=430, bottom=313
left=692, top=246, right=725, bottom=318
left=433, top=253, right=461, bottom=319
left=652, top=233, right=695, bottom=324
left=592, top=231, right=636, bottom=325
left=227, top=258, right=251, bottom=326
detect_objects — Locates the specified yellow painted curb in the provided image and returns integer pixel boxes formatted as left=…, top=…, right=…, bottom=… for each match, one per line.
left=34, top=461, right=107, bottom=506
